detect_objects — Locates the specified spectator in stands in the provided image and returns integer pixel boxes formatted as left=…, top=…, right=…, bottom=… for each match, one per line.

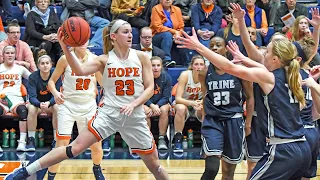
left=0, top=17, right=7, bottom=42
left=132, top=27, right=166, bottom=63
left=26, top=51, right=61, bottom=151
left=173, top=0, right=197, bottom=27
left=216, top=13, right=248, bottom=59
left=0, top=22, right=37, bottom=72
left=286, top=15, right=310, bottom=41
left=150, top=0, right=189, bottom=66
left=111, top=0, right=149, bottom=29
left=173, top=55, right=205, bottom=153
left=191, top=0, right=222, bottom=48
left=274, top=0, right=308, bottom=33
left=243, top=0, right=268, bottom=46
left=25, top=0, right=62, bottom=65
left=60, top=0, right=110, bottom=47
left=216, top=0, right=243, bottom=26
left=143, top=56, right=172, bottom=150
left=247, top=26, right=260, bottom=48
left=0, top=45, right=31, bottom=152
left=0, top=0, right=14, bottom=24
left=255, top=0, right=280, bottom=26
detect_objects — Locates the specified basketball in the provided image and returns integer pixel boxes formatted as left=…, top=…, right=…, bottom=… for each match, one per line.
left=61, top=17, right=91, bottom=47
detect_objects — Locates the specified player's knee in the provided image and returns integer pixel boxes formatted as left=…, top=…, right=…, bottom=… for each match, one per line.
left=16, top=105, right=28, bottom=120
left=175, top=105, right=186, bottom=115
left=202, top=156, right=220, bottom=179
left=27, top=104, right=38, bottom=116
left=90, top=142, right=102, bottom=153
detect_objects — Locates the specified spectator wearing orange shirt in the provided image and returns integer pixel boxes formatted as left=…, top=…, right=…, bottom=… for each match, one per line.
left=150, top=0, right=189, bottom=66
left=244, top=0, right=268, bottom=46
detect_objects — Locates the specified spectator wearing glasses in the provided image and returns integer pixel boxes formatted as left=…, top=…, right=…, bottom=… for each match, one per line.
left=132, top=27, right=166, bottom=65
left=0, top=22, right=37, bottom=73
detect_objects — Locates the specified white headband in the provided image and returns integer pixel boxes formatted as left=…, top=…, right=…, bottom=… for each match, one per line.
left=38, top=55, right=51, bottom=62
left=110, top=20, right=129, bottom=34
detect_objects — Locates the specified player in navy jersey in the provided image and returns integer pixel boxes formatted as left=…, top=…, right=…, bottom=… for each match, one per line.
left=294, top=35, right=320, bottom=179
left=198, top=36, right=254, bottom=180
left=175, top=5, right=312, bottom=179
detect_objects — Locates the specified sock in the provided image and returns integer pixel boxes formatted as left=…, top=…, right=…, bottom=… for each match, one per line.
left=53, top=130, right=57, bottom=141
left=28, top=131, right=35, bottom=139
left=26, top=160, right=42, bottom=175
left=19, top=132, right=27, bottom=142
left=47, top=171, right=56, bottom=180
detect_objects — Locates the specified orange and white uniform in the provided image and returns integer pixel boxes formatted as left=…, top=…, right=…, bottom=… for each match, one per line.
left=88, top=49, right=155, bottom=154
left=56, top=50, right=98, bottom=140
left=0, top=64, right=30, bottom=113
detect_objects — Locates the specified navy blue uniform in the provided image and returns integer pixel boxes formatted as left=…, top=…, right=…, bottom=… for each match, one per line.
left=201, top=64, right=245, bottom=164
left=250, top=68, right=311, bottom=180
left=244, top=84, right=266, bottom=162
left=300, top=69, right=319, bottom=178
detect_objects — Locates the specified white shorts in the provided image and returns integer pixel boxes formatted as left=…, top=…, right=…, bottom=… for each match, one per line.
left=88, top=104, right=156, bottom=154
left=0, top=96, right=25, bottom=113
left=57, top=99, right=97, bottom=140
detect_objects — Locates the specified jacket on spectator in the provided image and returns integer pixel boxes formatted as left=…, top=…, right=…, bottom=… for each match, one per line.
left=274, top=3, right=308, bottom=33
left=191, top=3, right=223, bottom=34
left=111, top=0, right=140, bottom=17
left=216, top=0, right=243, bottom=16
left=145, top=71, right=172, bottom=107
left=0, top=40, right=37, bottom=72
left=131, top=44, right=165, bottom=60
left=244, top=6, right=268, bottom=32
left=28, top=68, right=62, bottom=108
left=150, top=4, right=184, bottom=35
left=173, top=0, right=196, bottom=17
left=24, top=10, right=61, bottom=47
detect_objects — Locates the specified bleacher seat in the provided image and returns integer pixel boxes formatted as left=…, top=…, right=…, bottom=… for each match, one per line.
left=167, top=67, right=186, bottom=85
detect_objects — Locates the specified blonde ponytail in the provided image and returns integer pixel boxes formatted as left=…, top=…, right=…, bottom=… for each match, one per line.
left=287, top=59, right=305, bottom=106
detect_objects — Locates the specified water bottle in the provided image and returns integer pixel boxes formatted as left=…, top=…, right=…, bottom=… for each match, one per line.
left=35, top=129, right=39, bottom=148
left=110, top=134, right=115, bottom=149
left=2, top=129, right=9, bottom=148
left=182, top=136, right=188, bottom=149
left=53, top=4, right=57, bottom=14
left=9, top=128, right=16, bottom=148
left=38, top=128, right=44, bottom=148
left=122, top=139, right=128, bottom=148
left=0, top=94, right=13, bottom=108
left=187, top=129, right=193, bottom=148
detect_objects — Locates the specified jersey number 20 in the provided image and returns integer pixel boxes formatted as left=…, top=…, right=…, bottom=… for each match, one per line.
left=115, top=80, right=134, bottom=96
left=76, top=78, right=91, bottom=90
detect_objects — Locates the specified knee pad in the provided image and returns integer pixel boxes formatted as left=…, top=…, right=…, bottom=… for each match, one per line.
left=66, top=146, right=74, bottom=158
left=16, top=105, right=28, bottom=120
left=201, top=156, right=220, bottom=180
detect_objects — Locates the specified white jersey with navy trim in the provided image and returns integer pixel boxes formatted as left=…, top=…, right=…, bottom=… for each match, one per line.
left=102, top=49, right=144, bottom=113
left=61, top=50, right=97, bottom=103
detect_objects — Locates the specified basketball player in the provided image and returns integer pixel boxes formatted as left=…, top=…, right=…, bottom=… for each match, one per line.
left=173, top=55, right=205, bottom=153
left=26, top=53, right=61, bottom=152
left=198, top=36, right=254, bottom=179
left=294, top=36, right=320, bottom=180
left=0, top=45, right=30, bottom=152
left=175, top=23, right=312, bottom=179
left=5, top=19, right=169, bottom=180
left=44, top=42, right=105, bottom=180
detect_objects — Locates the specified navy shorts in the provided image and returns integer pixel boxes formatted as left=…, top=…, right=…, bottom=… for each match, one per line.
left=303, top=127, right=319, bottom=178
left=201, top=114, right=244, bottom=164
left=250, top=141, right=311, bottom=180
left=244, top=116, right=266, bottom=162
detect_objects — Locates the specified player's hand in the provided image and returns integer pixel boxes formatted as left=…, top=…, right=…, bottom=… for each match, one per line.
left=120, top=103, right=135, bottom=116
left=228, top=3, right=245, bottom=20
left=57, top=27, right=67, bottom=49
left=302, top=77, right=317, bottom=89
left=310, top=65, right=320, bottom=80
left=175, top=27, right=203, bottom=51
left=53, top=92, right=64, bottom=105
left=144, top=105, right=153, bottom=117
left=191, top=100, right=202, bottom=111
left=150, top=104, right=161, bottom=116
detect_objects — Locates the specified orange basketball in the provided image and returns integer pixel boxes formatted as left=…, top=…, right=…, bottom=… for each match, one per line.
left=61, top=17, right=91, bottom=47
